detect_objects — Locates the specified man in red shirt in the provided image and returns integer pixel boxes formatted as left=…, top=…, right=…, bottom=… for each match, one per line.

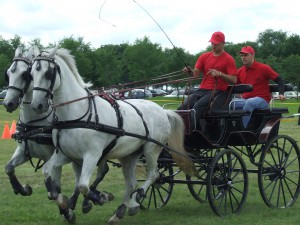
left=233, top=46, right=286, bottom=128
left=180, top=31, right=237, bottom=130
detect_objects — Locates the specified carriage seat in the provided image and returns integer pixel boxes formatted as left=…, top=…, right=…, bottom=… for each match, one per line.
left=208, top=84, right=253, bottom=115
left=269, top=83, right=293, bottom=92
left=209, top=84, right=291, bottom=116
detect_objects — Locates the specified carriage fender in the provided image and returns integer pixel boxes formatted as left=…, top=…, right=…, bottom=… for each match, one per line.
left=259, top=117, right=282, bottom=143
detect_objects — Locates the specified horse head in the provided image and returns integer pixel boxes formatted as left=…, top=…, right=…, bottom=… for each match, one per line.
left=30, top=46, right=62, bottom=114
left=30, top=46, right=90, bottom=115
left=3, top=45, right=40, bottom=113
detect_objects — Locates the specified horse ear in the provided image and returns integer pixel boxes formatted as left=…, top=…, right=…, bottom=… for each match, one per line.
left=15, top=46, right=23, bottom=57
left=26, top=45, right=40, bottom=61
left=49, top=46, right=58, bottom=58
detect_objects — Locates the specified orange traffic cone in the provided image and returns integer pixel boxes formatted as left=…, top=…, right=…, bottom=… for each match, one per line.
left=10, top=120, right=17, bottom=135
left=1, top=122, right=12, bottom=139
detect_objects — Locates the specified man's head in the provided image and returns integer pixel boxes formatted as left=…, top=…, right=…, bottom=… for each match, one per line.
left=238, top=46, right=255, bottom=67
left=209, top=31, right=225, bottom=55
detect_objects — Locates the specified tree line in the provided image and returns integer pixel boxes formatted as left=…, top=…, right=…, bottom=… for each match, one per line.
left=1, top=29, right=300, bottom=91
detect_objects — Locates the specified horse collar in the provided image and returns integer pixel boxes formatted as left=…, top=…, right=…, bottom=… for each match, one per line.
left=99, top=93, right=117, bottom=107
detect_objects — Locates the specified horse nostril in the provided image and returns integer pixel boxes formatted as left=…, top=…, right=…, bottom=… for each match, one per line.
left=38, top=104, right=44, bottom=111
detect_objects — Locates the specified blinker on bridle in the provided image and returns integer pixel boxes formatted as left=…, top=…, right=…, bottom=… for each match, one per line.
left=32, top=55, right=61, bottom=100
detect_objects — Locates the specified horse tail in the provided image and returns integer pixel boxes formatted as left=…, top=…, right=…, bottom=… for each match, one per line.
left=165, top=110, right=197, bottom=176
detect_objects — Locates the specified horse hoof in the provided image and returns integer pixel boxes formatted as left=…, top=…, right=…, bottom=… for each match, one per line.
left=107, top=214, right=119, bottom=225
left=116, top=204, right=126, bottom=219
left=63, top=209, right=76, bottom=224
left=101, top=192, right=115, bottom=202
left=24, top=184, right=33, bottom=196
left=17, top=184, right=33, bottom=196
left=57, top=194, right=69, bottom=209
left=128, top=206, right=140, bottom=216
left=82, top=201, right=93, bottom=214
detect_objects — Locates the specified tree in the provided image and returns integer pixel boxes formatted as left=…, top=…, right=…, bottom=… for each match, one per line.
left=281, top=34, right=300, bottom=57
left=122, top=37, right=165, bottom=84
left=59, top=36, right=94, bottom=84
left=282, top=54, right=300, bottom=90
left=93, top=45, right=124, bottom=87
left=256, top=29, right=288, bottom=58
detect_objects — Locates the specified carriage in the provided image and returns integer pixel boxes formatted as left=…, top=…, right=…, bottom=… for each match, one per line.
left=134, top=83, right=300, bottom=216
left=4, top=46, right=300, bottom=223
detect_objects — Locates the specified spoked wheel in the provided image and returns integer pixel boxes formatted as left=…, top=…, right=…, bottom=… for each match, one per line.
left=136, top=158, right=174, bottom=210
left=207, top=148, right=248, bottom=216
left=258, top=135, right=300, bottom=208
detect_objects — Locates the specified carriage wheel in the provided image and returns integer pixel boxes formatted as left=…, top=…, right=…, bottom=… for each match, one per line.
left=258, top=135, right=300, bottom=208
left=207, top=148, right=248, bottom=216
left=136, top=159, right=174, bottom=210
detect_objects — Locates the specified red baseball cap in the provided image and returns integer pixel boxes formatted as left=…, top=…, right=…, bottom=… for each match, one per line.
left=238, top=46, right=255, bottom=54
left=209, top=31, right=225, bottom=44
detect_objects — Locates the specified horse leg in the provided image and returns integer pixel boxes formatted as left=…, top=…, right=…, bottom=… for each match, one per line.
left=68, top=163, right=81, bottom=211
left=78, top=155, right=100, bottom=204
left=42, top=150, right=75, bottom=223
left=128, top=144, right=161, bottom=216
left=108, top=151, right=142, bottom=224
left=5, top=145, right=32, bottom=196
left=82, top=160, right=113, bottom=214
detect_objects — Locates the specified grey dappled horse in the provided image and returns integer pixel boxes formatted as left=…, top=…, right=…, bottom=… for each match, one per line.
left=29, top=47, right=196, bottom=224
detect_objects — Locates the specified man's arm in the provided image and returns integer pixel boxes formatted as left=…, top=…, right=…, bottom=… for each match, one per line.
left=208, top=69, right=237, bottom=84
left=274, top=76, right=286, bottom=101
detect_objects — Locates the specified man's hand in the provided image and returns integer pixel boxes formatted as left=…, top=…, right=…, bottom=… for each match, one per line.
left=208, top=69, right=222, bottom=77
left=183, top=66, right=192, bottom=74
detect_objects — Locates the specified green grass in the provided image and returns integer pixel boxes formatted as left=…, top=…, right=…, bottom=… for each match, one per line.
left=0, top=100, right=300, bottom=225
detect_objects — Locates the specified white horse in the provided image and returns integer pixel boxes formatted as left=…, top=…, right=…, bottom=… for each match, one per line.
left=3, top=46, right=112, bottom=223
left=30, top=47, right=196, bottom=224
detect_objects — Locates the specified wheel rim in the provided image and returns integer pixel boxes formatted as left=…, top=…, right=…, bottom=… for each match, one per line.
left=258, top=135, right=300, bottom=208
left=186, top=163, right=207, bottom=203
left=207, top=148, right=248, bottom=216
left=186, top=149, right=218, bottom=203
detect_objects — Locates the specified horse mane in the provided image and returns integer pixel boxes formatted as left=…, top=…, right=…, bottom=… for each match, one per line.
left=55, top=48, right=93, bottom=89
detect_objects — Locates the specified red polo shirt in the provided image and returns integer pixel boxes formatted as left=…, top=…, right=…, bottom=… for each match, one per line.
left=237, top=61, right=279, bottom=103
left=195, top=51, right=237, bottom=91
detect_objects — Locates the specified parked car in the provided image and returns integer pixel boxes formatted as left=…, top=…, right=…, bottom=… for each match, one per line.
left=284, top=91, right=298, bottom=99
left=0, top=89, right=7, bottom=105
left=123, top=89, right=153, bottom=99
left=164, top=89, right=187, bottom=98
left=150, top=89, right=167, bottom=97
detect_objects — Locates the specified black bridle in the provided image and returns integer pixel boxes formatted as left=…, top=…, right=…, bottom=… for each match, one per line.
left=6, top=56, right=32, bottom=98
left=32, top=55, right=61, bottom=100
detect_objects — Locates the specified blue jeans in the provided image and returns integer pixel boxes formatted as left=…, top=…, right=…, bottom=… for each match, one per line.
left=231, top=97, right=269, bottom=128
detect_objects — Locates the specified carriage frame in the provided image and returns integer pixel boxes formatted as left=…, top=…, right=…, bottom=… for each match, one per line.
left=134, top=83, right=300, bottom=216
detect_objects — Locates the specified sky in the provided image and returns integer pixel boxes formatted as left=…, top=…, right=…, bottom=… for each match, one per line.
left=0, top=0, right=299, bottom=54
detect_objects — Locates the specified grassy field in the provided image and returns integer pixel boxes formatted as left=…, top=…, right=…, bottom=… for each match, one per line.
left=0, top=99, right=300, bottom=225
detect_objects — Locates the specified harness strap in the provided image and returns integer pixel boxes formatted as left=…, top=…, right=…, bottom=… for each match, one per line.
left=53, top=121, right=125, bottom=136
left=52, top=120, right=189, bottom=159
left=122, top=100, right=149, bottom=138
